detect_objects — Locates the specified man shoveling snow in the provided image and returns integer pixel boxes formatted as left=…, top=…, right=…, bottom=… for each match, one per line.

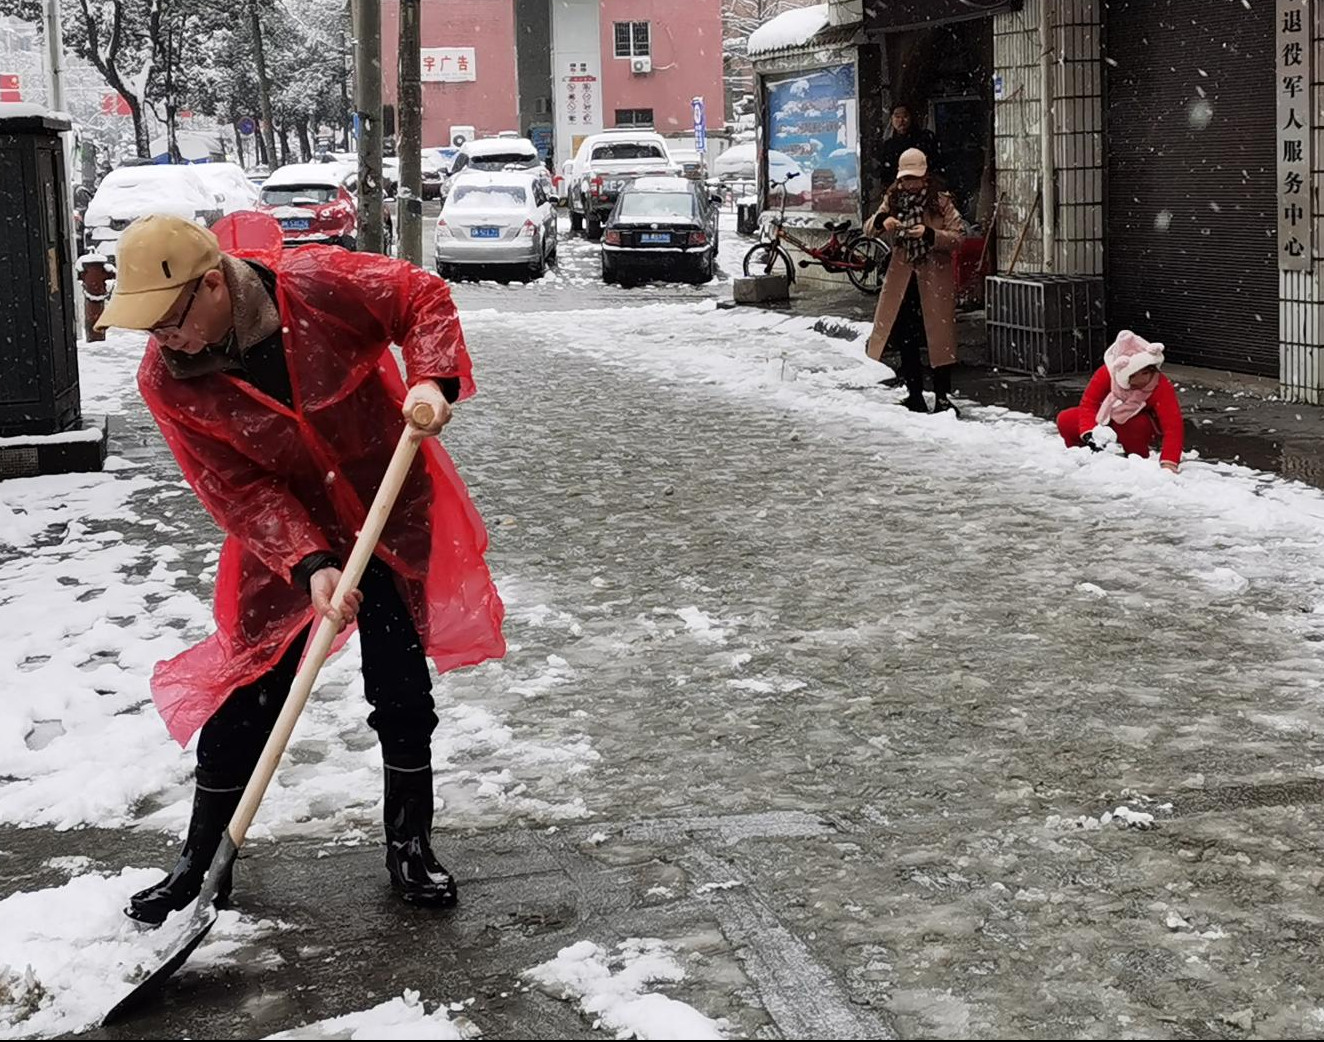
left=95, top=213, right=506, bottom=926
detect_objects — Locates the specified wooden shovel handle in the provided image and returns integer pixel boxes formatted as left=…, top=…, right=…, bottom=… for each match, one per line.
left=226, top=402, right=435, bottom=848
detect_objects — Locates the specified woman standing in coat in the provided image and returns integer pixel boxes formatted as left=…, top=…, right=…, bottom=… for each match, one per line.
left=865, top=148, right=966, bottom=414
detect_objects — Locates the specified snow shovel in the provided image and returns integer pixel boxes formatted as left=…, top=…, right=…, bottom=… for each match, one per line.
left=102, top=403, right=437, bottom=1026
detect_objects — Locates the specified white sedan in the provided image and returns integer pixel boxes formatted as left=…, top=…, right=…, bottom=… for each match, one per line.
left=434, top=172, right=557, bottom=279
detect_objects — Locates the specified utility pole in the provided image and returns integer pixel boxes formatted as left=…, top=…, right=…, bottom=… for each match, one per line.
left=352, top=0, right=385, bottom=253
left=397, top=0, right=422, bottom=264
left=41, top=0, right=65, bottom=113
left=250, top=0, right=278, bottom=173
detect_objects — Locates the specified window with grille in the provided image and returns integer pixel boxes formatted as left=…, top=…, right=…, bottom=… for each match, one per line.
left=614, top=21, right=651, bottom=58
left=615, top=109, right=654, bottom=128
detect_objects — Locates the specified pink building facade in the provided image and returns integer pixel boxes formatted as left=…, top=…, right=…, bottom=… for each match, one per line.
left=380, top=0, right=725, bottom=163
left=595, top=0, right=724, bottom=136
left=381, top=0, right=520, bottom=149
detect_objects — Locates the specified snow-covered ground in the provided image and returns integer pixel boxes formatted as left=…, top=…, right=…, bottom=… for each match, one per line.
left=0, top=868, right=279, bottom=1039
left=0, top=330, right=598, bottom=840
left=8, top=292, right=1324, bottom=1038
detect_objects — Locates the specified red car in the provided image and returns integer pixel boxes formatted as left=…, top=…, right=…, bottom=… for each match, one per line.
left=258, top=163, right=359, bottom=249
left=257, top=162, right=397, bottom=253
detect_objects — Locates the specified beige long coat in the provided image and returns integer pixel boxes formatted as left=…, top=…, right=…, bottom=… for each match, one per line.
left=864, top=192, right=965, bottom=367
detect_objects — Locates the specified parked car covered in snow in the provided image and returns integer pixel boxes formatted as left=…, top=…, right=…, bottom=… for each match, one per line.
left=84, top=165, right=222, bottom=259
left=434, top=171, right=557, bottom=279
left=192, top=161, right=262, bottom=213
left=258, top=163, right=363, bottom=250
left=601, top=175, right=721, bottom=286
left=445, top=137, right=551, bottom=201
left=567, top=129, right=681, bottom=240
left=711, top=142, right=803, bottom=186
left=419, top=152, right=446, bottom=199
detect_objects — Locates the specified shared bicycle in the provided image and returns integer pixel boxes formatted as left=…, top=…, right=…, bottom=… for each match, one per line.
left=741, top=172, right=890, bottom=295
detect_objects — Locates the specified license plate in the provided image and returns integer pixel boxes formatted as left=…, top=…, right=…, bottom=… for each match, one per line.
left=470, top=227, right=500, bottom=239
left=640, top=232, right=671, bottom=245
left=281, top=218, right=311, bottom=231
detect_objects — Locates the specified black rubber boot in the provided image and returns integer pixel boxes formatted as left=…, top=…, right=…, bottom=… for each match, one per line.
left=384, top=764, right=458, bottom=907
left=932, top=365, right=961, bottom=417
left=125, top=771, right=243, bottom=927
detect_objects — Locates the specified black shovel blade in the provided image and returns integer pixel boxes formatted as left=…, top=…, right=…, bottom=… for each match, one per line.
left=101, top=833, right=238, bottom=1026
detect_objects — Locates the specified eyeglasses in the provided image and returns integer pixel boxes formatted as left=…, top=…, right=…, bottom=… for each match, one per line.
left=150, top=279, right=201, bottom=335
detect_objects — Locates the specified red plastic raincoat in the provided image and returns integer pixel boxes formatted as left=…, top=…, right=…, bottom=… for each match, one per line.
left=139, top=217, right=506, bottom=746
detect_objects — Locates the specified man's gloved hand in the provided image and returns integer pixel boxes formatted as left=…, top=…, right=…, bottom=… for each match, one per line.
left=1081, top=425, right=1117, bottom=453
left=402, top=380, right=452, bottom=438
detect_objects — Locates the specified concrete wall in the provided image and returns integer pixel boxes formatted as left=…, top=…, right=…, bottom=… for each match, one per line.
left=516, top=0, right=553, bottom=145
left=550, top=0, right=603, bottom=168
left=381, top=0, right=521, bottom=148
left=991, top=0, right=1103, bottom=276
left=597, top=0, right=725, bottom=135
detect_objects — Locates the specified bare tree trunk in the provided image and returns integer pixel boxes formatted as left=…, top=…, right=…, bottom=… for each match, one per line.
left=278, top=124, right=292, bottom=166
left=296, top=118, right=313, bottom=161
left=233, top=118, right=246, bottom=166
left=164, top=23, right=180, bottom=162
left=249, top=0, right=278, bottom=171
left=129, top=101, right=150, bottom=157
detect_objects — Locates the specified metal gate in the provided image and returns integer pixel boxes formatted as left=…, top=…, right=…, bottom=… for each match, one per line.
left=1104, top=0, right=1278, bottom=375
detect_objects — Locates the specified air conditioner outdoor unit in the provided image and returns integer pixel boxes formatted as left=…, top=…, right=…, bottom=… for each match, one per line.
left=631, top=56, right=652, bottom=75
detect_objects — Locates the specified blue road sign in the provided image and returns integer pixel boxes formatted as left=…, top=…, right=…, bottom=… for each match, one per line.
left=237, top=116, right=256, bottom=137
left=692, top=96, right=706, bottom=154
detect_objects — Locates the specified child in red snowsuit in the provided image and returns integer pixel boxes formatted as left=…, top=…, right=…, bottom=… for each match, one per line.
left=1057, top=330, right=1184, bottom=473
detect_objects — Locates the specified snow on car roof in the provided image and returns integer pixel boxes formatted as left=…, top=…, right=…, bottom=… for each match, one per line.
left=448, top=169, right=543, bottom=188
left=627, top=176, right=694, bottom=193
left=101, top=164, right=206, bottom=185
left=263, top=163, right=346, bottom=188
left=464, top=137, right=537, bottom=156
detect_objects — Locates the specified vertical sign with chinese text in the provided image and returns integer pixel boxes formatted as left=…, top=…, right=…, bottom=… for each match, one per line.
left=1277, top=0, right=1312, bottom=271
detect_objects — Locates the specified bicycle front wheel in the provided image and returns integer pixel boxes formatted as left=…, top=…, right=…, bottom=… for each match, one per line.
left=844, top=236, right=890, bottom=295
left=742, top=243, right=793, bottom=282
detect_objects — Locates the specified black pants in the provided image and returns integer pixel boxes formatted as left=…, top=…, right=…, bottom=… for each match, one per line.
left=893, top=273, right=927, bottom=385
left=196, top=557, right=437, bottom=785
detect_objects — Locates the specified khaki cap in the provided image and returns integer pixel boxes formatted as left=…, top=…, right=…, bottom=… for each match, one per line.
left=95, top=215, right=222, bottom=331
left=897, top=147, right=928, bottom=180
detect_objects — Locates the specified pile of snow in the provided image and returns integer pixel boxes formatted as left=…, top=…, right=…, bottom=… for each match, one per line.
left=525, top=939, right=725, bottom=1039
left=0, top=869, right=275, bottom=1039
left=747, top=4, right=830, bottom=57
left=265, top=989, right=471, bottom=1040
